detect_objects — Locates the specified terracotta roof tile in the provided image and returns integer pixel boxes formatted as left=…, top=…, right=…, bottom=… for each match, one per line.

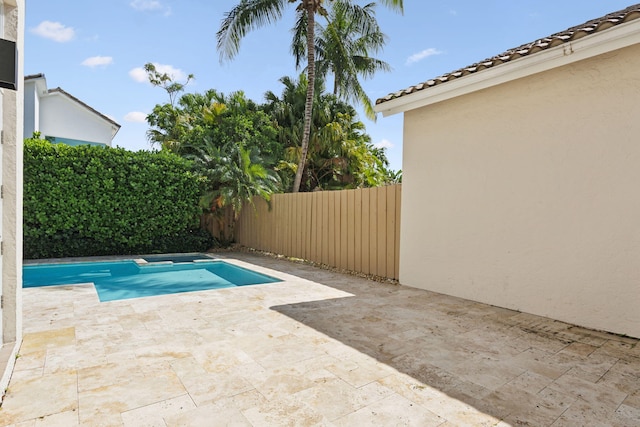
left=376, top=4, right=640, bottom=105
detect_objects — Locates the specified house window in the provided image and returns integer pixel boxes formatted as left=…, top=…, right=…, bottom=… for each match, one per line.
left=45, top=135, right=107, bottom=148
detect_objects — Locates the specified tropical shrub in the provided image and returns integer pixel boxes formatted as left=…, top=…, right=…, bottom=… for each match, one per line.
left=146, top=86, right=282, bottom=242
left=24, top=138, right=213, bottom=259
left=265, top=74, right=391, bottom=191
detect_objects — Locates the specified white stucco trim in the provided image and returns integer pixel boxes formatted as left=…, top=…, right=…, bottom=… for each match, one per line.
left=46, top=90, right=120, bottom=137
left=375, top=19, right=640, bottom=117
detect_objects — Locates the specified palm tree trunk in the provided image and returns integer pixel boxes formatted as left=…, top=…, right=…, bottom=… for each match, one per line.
left=292, top=2, right=317, bottom=193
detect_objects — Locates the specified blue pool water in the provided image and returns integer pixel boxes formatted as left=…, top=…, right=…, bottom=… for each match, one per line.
left=23, top=260, right=281, bottom=302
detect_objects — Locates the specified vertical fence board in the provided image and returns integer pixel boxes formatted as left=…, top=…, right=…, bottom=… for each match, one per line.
left=328, top=192, right=336, bottom=267
left=354, top=189, right=362, bottom=273
left=264, top=197, right=270, bottom=251
left=297, top=195, right=303, bottom=257
left=395, top=186, right=401, bottom=280
left=283, top=194, right=287, bottom=255
left=367, top=189, right=377, bottom=276
left=245, top=204, right=252, bottom=248
left=335, top=191, right=342, bottom=268
left=340, top=190, right=348, bottom=271
left=315, top=191, right=323, bottom=264
left=386, top=186, right=397, bottom=280
left=315, top=192, right=321, bottom=264
left=268, top=197, right=273, bottom=253
left=361, top=189, right=370, bottom=275
left=256, top=202, right=261, bottom=249
left=347, top=190, right=355, bottom=271
left=306, top=193, right=312, bottom=260
left=292, top=194, right=298, bottom=256
left=272, top=196, right=279, bottom=254
left=237, top=209, right=244, bottom=245
left=322, top=192, right=330, bottom=265
left=283, top=194, right=289, bottom=255
left=309, top=192, right=317, bottom=263
left=377, top=186, right=387, bottom=278
left=303, top=193, right=308, bottom=260
left=286, top=194, right=293, bottom=256
left=272, top=197, right=278, bottom=253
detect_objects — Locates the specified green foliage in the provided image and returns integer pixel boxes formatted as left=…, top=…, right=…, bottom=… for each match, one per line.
left=144, top=62, right=194, bottom=106
left=217, top=0, right=404, bottom=191
left=24, top=138, right=210, bottom=259
left=148, top=228, right=217, bottom=255
left=147, top=89, right=282, bottom=163
left=146, top=88, right=282, bottom=242
left=186, top=132, right=280, bottom=244
left=265, top=74, right=392, bottom=191
left=298, top=0, right=392, bottom=119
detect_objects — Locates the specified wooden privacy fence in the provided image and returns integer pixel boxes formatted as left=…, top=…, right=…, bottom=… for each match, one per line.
left=234, top=185, right=401, bottom=280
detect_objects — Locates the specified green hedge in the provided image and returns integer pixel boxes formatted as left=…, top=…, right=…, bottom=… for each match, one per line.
left=24, top=139, right=216, bottom=259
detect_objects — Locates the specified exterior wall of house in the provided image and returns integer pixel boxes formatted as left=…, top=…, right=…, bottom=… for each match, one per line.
left=400, top=43, right=640, bottom=338
left=23, top=78, right=39, bottom=138
left=0, top=0, right=24, bottom=394
left=39, top=93, right=114, bottom=147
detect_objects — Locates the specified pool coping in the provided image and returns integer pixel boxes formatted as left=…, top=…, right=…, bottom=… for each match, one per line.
left=23, top=252, right=219, bottom=266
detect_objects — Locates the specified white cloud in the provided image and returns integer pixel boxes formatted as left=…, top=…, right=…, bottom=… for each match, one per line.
left=124, top=111, right=148, bottom=123
left=81, top=56, right=113, bottom=68
left=406, top=48, right=443, bottom=66
left=130, top=0, right=162, bottom=11
left=130, top=0, right=172, bottom=15
left=449, top=9, right=458, bottom=16
left=129, top=63, right=188, bottom=83
left=30, top=21, right=75, bottom=42
left=374, top=139, right=394, bottom=149
left=128, top=67, right=148, bottom=83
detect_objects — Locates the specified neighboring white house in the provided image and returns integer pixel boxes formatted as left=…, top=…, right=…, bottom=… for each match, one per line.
left=0, top=0, right=24, bottom=395
left=375, top=5, right=640, bottom=338
left=24, top=74, right=120, bottom=147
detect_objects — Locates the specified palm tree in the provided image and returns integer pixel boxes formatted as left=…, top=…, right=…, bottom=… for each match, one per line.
left=264, top=73, right=389, bottom=191
left=217, top=0, right=403, bottom=192
left=296, top=0, right=391, bottom=120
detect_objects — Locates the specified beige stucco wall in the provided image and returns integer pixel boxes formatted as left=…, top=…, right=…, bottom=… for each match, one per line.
left=400, top=43, right=640, bottom=338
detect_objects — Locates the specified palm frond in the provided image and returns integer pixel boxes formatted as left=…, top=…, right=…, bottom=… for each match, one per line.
left=217, top=0, right=288, bottom=62
left=376, top=0, right=404, bottom=13
left=291, top=8, right=308, bottom=68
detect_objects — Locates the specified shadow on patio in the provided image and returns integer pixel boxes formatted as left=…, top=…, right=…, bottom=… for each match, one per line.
left=242, top=253, right=640, bottom=426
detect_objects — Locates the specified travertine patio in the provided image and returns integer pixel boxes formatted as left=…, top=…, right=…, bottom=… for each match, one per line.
left=1, top=252, right=639, bottom=426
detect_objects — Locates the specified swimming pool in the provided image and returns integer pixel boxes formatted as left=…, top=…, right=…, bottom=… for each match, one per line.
left=23, top=259, right=281, bottom=302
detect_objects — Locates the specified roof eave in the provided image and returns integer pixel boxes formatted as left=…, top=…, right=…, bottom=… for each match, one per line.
left=374, top=19, right=640, bottom=117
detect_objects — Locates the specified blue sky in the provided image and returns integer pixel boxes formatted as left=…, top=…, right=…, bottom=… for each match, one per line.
left=24, top=1, right=635, bottom=172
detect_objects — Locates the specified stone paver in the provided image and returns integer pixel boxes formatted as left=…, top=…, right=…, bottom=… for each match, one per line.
left=1, top=252, right=639, bottom=426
